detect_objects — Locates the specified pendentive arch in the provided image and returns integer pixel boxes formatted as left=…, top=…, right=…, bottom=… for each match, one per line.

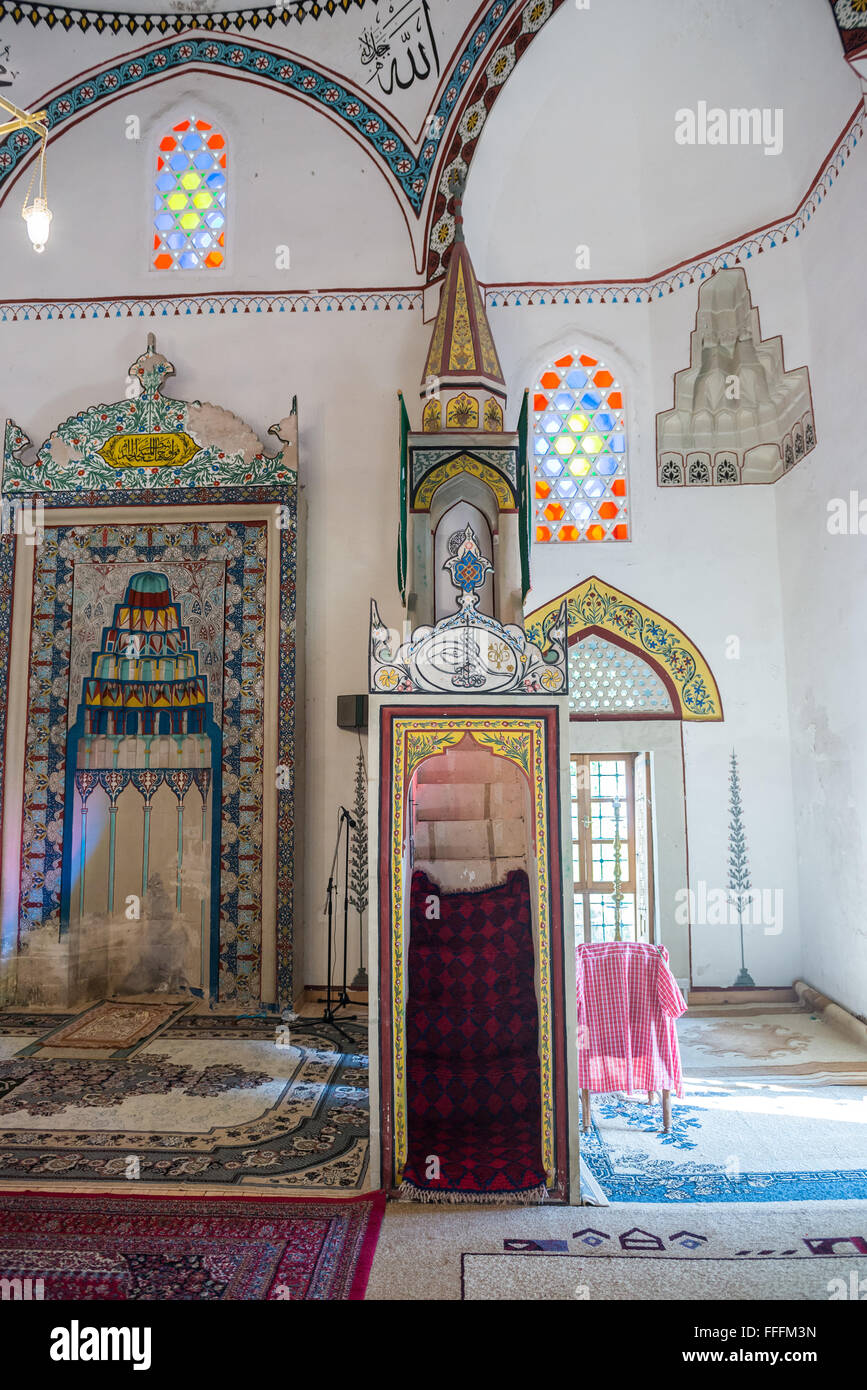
left=524, top=576, right=724, bottom=722
left=0, top=40, right=423, bottom=264
left=0, top=5, right=568, bottom=276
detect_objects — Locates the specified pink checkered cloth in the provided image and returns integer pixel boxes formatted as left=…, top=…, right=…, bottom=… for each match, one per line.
left=576, top=940, right=687, bottom=1097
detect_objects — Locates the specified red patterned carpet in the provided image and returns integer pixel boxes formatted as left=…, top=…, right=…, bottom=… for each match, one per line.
left=401, top=868, right=546, bottom=1202
left=0, top=1190, right=385, bottom=1300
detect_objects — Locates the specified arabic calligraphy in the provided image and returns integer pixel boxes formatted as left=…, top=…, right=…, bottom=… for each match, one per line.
left=97, top=432, right=199, bottom=468
left=0, top=46, right=18, bottom=89
left=359, top=0, right=440, bottom=96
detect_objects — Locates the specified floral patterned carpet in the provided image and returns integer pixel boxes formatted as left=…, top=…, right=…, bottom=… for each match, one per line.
left=581, top=1006, right=867, bottom=1203
left=0, top=1009, right=369, bottom=1192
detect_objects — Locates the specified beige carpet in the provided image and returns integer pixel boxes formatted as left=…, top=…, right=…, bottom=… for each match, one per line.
left=678, top=1006, right=867, bottom=1084
left=365, top=1200, right=867, bottom=1300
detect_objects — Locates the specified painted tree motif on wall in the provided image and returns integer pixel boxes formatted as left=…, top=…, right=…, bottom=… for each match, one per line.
left=728, top=750, right=755, bottom=987
left=349, top=744, right=368, bottom=990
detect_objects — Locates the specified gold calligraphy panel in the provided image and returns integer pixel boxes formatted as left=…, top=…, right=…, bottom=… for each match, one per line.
left=97, top=432, right=199, bottom=469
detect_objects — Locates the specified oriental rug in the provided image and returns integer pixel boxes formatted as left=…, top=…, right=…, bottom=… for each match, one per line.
left=0, top=1190, right=385, bottom=1299
left=0, top=1018, right=369, bottom=1193
left=17, top=1001, right=193, bottom=1058
left=580, top=1081, right=867, bottom=1203
left=678, top=1006, right=867, bottom=1085
left=400, top=868, right=546, bottom=1203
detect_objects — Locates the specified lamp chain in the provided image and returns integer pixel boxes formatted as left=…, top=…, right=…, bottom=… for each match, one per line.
left=21, top=129, right=47, bottom=215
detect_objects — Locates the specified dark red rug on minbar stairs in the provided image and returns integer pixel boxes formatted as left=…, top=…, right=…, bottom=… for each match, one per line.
left=400, top=868, right=547, bottom=1203
left=0, top=1190, right=385, bottom=1299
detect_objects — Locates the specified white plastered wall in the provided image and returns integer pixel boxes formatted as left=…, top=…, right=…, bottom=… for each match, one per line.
left=775, top=149, right=867, bottom=1020
left=2, top=0, right=862, bottom=997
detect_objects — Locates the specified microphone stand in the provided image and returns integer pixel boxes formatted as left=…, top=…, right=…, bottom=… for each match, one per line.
left=319, top=806, right=357, bottom=1045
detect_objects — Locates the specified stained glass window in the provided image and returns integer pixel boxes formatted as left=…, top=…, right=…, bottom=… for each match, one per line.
left=533, top=351, right=628, bottom=542
left=153, top=117, right=227, bottom=271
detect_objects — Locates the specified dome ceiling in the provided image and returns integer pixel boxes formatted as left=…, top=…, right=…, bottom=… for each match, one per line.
left=0, top=0, right=860, bottom=289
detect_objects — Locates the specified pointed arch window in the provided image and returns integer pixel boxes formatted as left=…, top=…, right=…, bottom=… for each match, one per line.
left=533, top=351, right=628, bottom=542
left=153, top=117, right=227, bottom=271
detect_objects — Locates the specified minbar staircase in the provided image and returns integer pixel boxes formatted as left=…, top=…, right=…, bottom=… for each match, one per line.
left=400, top=744, right=546, bottom=1202
left=412, top=748, right=528, bottom=891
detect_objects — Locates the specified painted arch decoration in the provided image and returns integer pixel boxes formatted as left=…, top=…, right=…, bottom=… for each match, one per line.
left=0, top=1, right=568, bottom=274
left=524, top=577, right=723, bottom=722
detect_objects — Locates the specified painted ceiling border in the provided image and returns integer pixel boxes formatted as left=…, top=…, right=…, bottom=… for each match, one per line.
left=485, top=98, right=865, bottom=307
left=0, top=98, right=861, bottom=325
left=829, top=0, right=867, bottom=60
left=0, top=0, right=364, bottom=35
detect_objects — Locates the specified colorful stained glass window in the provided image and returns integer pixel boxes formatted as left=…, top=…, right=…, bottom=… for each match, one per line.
left=153, top=117, right=227, bottom=271
left=533, top=351, right=628, bottom=542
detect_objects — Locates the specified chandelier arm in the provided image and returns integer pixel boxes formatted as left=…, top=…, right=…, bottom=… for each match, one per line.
left=0, top=94, right=48, bottom=127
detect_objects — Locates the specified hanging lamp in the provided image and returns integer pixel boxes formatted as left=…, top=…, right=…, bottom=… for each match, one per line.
left=0, top=96, right=51, bottom=252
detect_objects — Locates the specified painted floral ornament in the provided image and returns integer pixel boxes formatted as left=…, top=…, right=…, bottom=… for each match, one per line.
left=442, top=524, right=493, bottom=609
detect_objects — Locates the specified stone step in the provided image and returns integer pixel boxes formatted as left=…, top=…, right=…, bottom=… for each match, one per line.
left=414, top=781, right=525, bottom=822
left=414, top=818, right=527, bottom=860
left=413, top=858, right=527, bottom=892
left=416, top=751, right=523, bottom=785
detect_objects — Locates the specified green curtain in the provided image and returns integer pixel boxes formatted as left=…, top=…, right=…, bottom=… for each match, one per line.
left=397, top=392, right=410, bottom=604
left=516, top=389, right=532, bottom=602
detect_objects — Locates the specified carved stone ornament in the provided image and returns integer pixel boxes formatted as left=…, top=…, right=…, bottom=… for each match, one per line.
left=372, top=523, right=567, bottom=694
left=3, top=335, right=297, bottom=496
left=656, top=268, right=815, bottom=485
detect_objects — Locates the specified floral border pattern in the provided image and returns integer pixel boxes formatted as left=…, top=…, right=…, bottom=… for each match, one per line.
left=0, top=0, right=365, bottom=36
left=831, top=0, right=867, bottom=57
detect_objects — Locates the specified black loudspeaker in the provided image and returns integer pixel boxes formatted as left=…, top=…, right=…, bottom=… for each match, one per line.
left=337, top=694, right=368, bottom=731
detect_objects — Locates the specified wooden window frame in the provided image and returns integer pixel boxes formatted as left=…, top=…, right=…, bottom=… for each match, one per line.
left=571, top=752, right=653, bottom=944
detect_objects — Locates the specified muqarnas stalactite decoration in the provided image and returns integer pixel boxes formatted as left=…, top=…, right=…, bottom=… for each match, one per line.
left=349, top=745, right=369, bottom=991
left=728, top=749, right=755, bottom=987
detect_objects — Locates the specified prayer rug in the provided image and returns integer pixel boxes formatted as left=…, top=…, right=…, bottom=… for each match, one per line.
left=679, top=1007, right=867, bottom=1085
left=18, top=1001, right=193, bottom=1058
left=0, top=1190, right=385, bottom=1299
left=400, top=869, right=546, bottom=1203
